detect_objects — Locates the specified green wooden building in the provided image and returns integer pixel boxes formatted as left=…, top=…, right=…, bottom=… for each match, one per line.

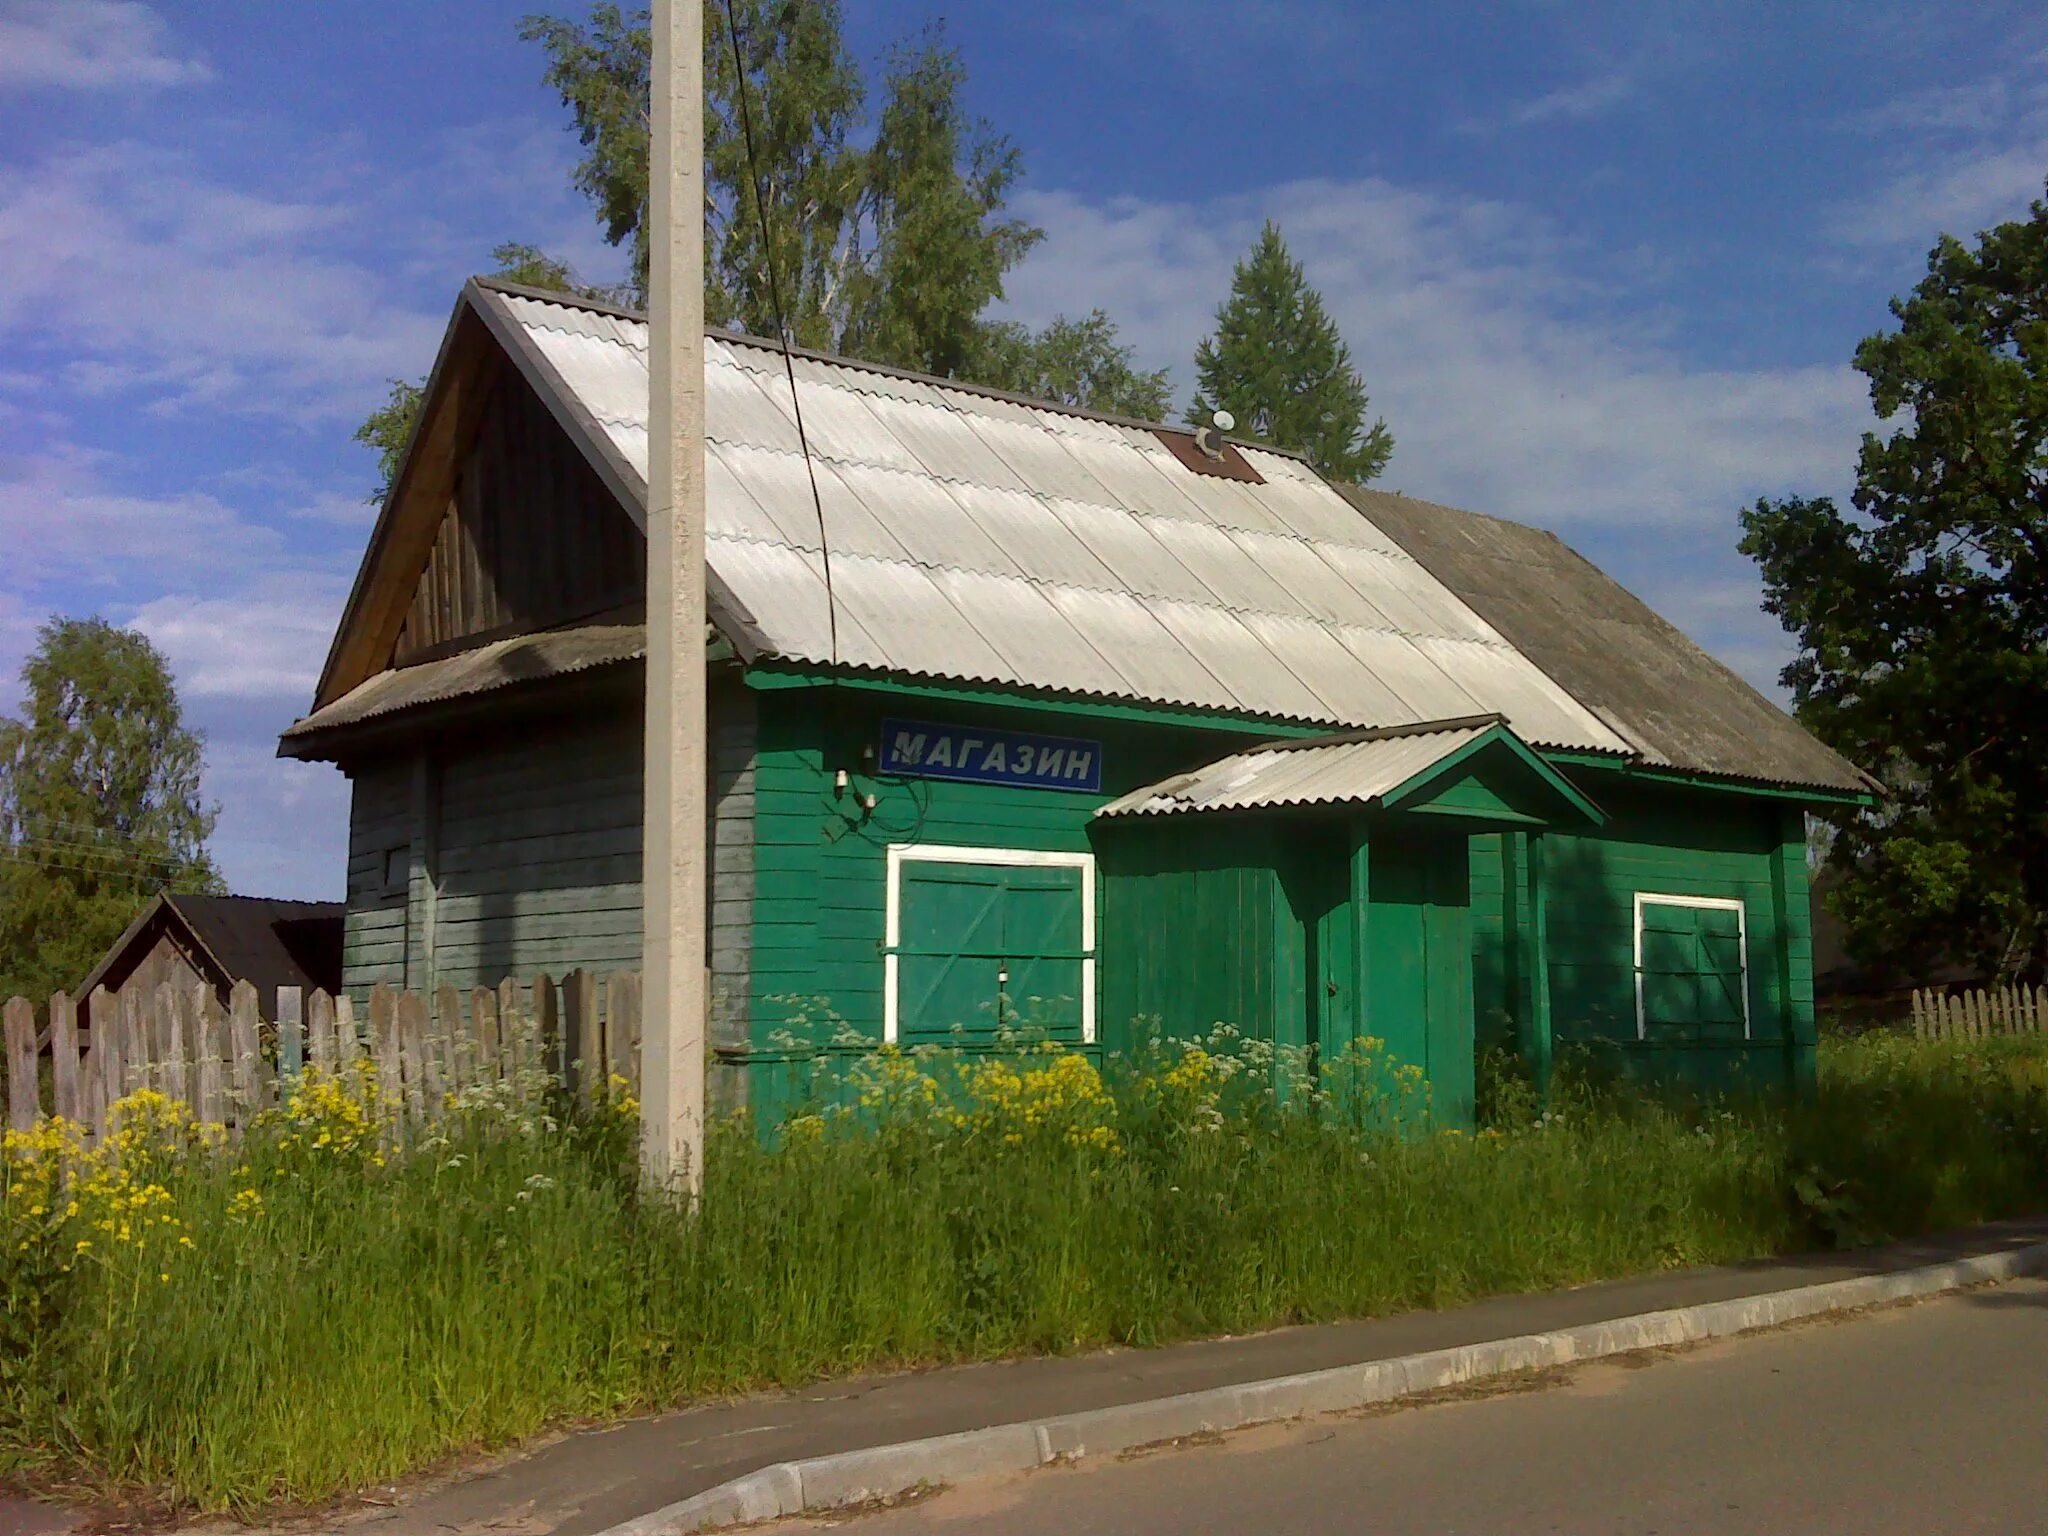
left=281, top=279, right=1873, bottom=1121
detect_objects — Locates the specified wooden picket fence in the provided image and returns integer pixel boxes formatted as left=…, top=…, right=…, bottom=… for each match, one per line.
left=1911, top=984, right=2047, bottom=1041
left=3, top=970, right=643, bottom=1140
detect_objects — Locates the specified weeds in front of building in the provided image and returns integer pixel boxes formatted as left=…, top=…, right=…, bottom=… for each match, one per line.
left=3, top=1029, right=2046, bottom=1514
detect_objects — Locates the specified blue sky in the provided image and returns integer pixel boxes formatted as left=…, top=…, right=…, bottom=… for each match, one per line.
left=1, top=0, right=2043, bottom=898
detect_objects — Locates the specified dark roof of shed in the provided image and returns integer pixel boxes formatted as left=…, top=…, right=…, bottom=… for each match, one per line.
left=77, top=892, right=343, bottom=1004
left=1339, top=487, right=1871, bottom=794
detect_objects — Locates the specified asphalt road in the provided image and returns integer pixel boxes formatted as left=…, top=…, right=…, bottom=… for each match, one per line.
left=804, top=1277, right=2048, bottom=1535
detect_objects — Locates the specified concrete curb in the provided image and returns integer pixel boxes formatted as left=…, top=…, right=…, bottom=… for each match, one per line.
left=598, top=1240, right=2048, bottom=1535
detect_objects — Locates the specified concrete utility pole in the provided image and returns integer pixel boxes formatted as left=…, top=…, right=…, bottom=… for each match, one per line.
left=640, top=0, right=707, bottom=1194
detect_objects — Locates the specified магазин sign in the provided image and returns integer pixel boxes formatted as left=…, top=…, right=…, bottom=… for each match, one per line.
left=879, top=718, right=1103, bottom=793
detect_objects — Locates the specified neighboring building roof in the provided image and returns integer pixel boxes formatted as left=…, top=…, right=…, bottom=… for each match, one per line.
left=1097, top=715, right=1602, bottom=825
left=458, top=280, right=1629, bottom=752
left=77, top=893, right=343, bottom=1009
left=1340, top=488, right=1871, bottom=794
left=282, top=623, right=645, bottom=749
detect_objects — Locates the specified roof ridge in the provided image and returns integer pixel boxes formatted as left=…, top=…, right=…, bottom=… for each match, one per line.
left=473, top=274, right=1322, bottom=463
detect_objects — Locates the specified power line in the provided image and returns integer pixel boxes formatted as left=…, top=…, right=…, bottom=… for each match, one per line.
left=719, top=0, right=839, bottom=672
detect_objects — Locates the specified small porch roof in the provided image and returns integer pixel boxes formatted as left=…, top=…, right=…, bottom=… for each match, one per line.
left=1095, top=714, right=1605, bottom=827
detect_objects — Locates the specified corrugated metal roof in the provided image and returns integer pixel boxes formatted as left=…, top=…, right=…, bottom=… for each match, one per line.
left=281, top=624, right=646, bottom=745
left=489, top=287, right=1630, bottom=751
left=1099, top=718, right=1500, bottom=818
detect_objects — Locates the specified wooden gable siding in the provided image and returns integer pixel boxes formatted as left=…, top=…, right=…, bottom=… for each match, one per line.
left=392, top=363, right=644, bottom=666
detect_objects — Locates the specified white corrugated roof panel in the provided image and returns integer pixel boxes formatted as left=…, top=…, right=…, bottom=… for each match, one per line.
left=1407, top=635, right=1619, bottom=750
left=962, top=411, right=1120, bottom=505
left=714, top=443, right=914, bottom=562
left=1140, top=517, right=1312, bottom=619
left=947, top=482, right=1123, bottom=591
left=1041, top=586, right=1237, bottom=711
left=860, top=393, right=1034, bottom=492
left=481, top=288, right=1632, bottom=753
left=1098, top=720, right=1499, bottom=818
left=830, top=461, right=1023, bottom=575
left=1140, top=599, right=1338, bottom=722
left=706, top=535, right=889, bottom=671
left=1045, top=499, right=1223, bottom=605
left=825, top=554, right=1017, bottom=685
left=1234, top=612, right=1417, bottom=725
left=924, top=567, right=1133, bottom=699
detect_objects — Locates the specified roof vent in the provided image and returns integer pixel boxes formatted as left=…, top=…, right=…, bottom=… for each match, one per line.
left=1194, top=409, right=1234, bottom=461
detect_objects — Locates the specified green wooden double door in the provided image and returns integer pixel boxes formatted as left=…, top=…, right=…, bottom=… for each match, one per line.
left=894, top=856, right=1088, bottom=1043
left=1298, top=827, right=1474, bottom=1126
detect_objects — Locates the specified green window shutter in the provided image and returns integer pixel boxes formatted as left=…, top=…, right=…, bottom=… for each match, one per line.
left=896, top=859, right=1086, bottom=1043
left=1638, top=900, right=1746, bottom=1039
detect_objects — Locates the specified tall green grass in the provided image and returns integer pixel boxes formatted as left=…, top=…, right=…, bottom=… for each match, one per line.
left=3, top=1031, right=2045, bottom=1512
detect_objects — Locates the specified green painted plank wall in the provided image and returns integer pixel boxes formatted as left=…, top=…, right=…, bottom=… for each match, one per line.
left=746, top=687, right=1258, bottom=1052
left=1463, top=772, right=1813, bottom=1088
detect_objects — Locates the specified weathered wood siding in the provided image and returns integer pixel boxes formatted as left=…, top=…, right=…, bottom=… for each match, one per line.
left=393, top=361, right=644, bottom=665
left=337, top=687, right=757, bottom=1032
left=343, top=760, right=411, bottom=991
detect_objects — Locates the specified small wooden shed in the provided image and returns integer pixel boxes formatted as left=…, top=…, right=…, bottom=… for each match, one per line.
left=280, top=278, right=1874, bottom=1122
left=76, top=893, right=343, bottom=1035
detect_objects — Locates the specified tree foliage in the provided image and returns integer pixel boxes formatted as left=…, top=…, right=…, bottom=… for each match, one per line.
left=0, top=618, right=221, bottom=1002
left=1188, top=221, right=1393, bottom=482
left=1740, top=189, right=2048, bottom=984
left=972, top=310, right=1172, bottom=420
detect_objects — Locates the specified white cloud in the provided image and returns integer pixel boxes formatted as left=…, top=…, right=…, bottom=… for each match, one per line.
left=195, top=738, right=348, bottom=900
left=1004, top=179, right=1865, bottom=529
left=1509, top=68, right=1638, bottom=126
left=126, top=578, right=347, bottom=703
left=0, top=141, right=444, bottom=421
left=1836, top=141, right=2048, bottom=247
left=1835, top=56, right=2048, bottom=246
left=0, top=442, right=286, bottom=585
left=0, top=1, right=212, bottom=90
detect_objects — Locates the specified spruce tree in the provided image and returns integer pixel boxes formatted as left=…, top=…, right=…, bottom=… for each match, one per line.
left=1188, top=221, right=1392, bottom=483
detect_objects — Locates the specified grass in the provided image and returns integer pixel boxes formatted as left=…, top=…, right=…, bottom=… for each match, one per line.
left=3, top=1028, right=2046, bottom=1514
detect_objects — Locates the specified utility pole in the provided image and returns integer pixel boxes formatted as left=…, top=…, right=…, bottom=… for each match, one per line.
left=641, top=0, right=707, bottom=1194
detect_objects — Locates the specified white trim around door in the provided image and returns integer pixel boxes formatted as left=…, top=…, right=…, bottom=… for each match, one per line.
left=883, top=843, right=1098, bottom=1045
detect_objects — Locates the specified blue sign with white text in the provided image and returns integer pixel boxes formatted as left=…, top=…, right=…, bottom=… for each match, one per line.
left=879, top=718, right=1103, bottom=794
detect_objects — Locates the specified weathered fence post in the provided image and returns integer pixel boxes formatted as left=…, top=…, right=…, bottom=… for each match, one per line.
left=4, top=997, right=37, bottom=1131
left=194, top=985, right=227, bottom=1128
left=49, top=992, right=80, bottom=1125
left=119, top=986, right=149, bottom=1100
left=90, top=987, right=118, bottom=1133
left=606, top=970, right=641, bottom=1098
left=499, top=978, right=525, bottom=1078
left=335, top=992, right=360, bottom=1066
left=370, top=984, right=402, bottom=1117
left=396, top=989, right=429, bottom=1122
left=472, top=986, right=500, bottom=1090
left=434, top=983, right=462, bottom=1098
left=532, top=973, right=560, bottom=1083
left=564, top=970, right=597, bottom=1108
left=230, top=981, right=266, bottom=1118
left=161, top=982, right=192, bottom=1111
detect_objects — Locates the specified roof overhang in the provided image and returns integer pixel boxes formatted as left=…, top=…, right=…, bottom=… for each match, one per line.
left=1097, top=714, right=1606, bottom=829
